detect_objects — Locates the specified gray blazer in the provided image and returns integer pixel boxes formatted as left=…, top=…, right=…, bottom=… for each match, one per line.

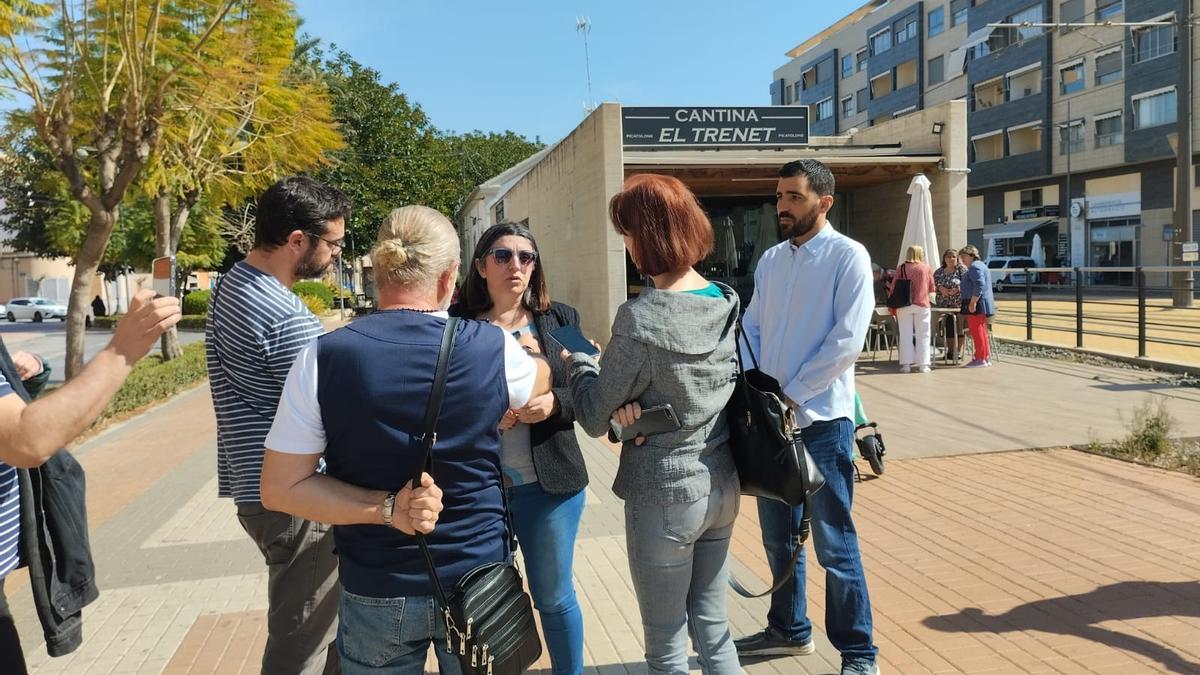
left=567, top=282, right=740, bottom=505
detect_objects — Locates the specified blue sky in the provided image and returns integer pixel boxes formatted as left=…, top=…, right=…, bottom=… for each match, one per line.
left=293, top=0, right=853, bottom=143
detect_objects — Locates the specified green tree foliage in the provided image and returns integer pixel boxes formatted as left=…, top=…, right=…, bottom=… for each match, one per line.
left=306, top=47, right=542, bottom=249
left=306, top=46, right=437, bottom=249
left=0, top=134, right=226, bottom=276
left=0, top=0, right=240, bottom=377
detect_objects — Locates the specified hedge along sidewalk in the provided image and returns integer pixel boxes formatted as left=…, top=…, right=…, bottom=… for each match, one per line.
left=93, top=314, right=208, bottom=331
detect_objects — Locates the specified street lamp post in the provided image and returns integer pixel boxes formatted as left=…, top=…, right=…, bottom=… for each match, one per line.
left=1172, top=0, right=1195, bottom=307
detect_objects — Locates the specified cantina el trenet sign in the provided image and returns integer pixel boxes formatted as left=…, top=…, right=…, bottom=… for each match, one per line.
left=621, top=106, right=809, bottom=148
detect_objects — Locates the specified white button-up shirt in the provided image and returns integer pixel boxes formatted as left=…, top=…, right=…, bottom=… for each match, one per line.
left=740, top=223, right=874, bottom=429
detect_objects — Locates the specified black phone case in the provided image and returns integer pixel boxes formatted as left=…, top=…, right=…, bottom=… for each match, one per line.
left=611, top=406, right=680, bottom=441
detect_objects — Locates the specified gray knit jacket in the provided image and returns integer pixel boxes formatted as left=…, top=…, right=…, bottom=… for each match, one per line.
left=567, top=282, right=740, bottom=505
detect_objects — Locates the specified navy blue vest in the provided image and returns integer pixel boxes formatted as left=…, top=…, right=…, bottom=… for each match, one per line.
left=316, top=311, right=510, bottom=598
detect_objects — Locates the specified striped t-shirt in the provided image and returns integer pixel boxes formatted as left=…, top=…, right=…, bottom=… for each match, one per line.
left=207, top=261, right=323, bottom=503
left=0, top=373, right=19, bottom=579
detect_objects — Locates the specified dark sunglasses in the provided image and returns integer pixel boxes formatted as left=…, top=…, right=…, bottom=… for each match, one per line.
left=484, top=247, right=538, bottom=267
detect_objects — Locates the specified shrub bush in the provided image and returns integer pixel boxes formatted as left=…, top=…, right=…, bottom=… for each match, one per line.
left=182, top=289, right=211, bottom=316
left=100, top=342, right=208, bottom=422
left=299, top=293, right=329, bottom=316
left=1115, top=399, right=1175, bottom=460
left=90, top=314, right=207, bottom=331
left=293, top=281, right=333, bottom=306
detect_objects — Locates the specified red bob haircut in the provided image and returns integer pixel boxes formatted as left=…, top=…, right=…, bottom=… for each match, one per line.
left=608, top=173, right=714, bottom=277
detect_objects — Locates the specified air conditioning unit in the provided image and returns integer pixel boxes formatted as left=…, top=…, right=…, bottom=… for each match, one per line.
left=1023, top=87, right=1033, bottom=96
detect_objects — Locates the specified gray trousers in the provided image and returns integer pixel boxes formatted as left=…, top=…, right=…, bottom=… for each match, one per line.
left=238, top=502, right=340, bottom=675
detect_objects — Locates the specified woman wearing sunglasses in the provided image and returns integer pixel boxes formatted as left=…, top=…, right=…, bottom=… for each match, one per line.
left=450, top=222, right=589, bottom=675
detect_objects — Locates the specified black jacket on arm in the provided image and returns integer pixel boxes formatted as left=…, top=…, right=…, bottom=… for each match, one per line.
left=449, top=301, right=590, bottom=494
left=0, top=340, right=98, bottom=658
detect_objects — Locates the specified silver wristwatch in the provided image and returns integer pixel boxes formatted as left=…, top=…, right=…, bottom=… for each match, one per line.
left=382, top=491, right=398, bottom=527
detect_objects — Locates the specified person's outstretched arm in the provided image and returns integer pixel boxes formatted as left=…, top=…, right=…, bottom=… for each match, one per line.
left=0, top=290, right=181, bottom=468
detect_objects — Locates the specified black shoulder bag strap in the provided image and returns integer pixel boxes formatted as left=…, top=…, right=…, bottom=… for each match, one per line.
left=413, top=316, right=461, bottom=628
left=728, top=318, right=811, bottom=599
left=412, top=318, right=519, bottom=646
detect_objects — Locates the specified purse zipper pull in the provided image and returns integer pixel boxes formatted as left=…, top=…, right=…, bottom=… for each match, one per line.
left=472, top=645, right=478, bottom=667
left=443, top=609, right=455, bottom=653
left=466, top=617, right=473, bottom=640
left=487, top=655, right=495, bottom=675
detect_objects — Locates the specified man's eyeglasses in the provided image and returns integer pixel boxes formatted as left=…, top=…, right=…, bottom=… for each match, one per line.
left=485, top=247, right=538, bottom=267
left=309, top=233, right=344, bottom=254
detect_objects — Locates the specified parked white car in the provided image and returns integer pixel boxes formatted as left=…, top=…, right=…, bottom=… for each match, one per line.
left=985, top=257, right=1039, bottom=291
left=5, top=297, right=68, bottom=322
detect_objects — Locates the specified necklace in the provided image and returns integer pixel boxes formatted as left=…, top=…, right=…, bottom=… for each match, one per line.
left=387, top=307, right=440, bottom=313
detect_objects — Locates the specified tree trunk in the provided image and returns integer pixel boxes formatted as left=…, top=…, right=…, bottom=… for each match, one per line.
left=65, top=209, right=118, bottom=379
left=153, top=190, right=183, bottom=361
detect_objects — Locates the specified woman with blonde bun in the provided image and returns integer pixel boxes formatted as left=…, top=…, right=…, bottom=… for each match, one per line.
left=260, top=205, right=553, bottom=673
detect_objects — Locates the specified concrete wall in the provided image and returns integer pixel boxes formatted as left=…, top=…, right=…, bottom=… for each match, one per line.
left=848, top=178, right=913, bottom=266
left=0, top=255, right=81, bottom=303
left=855, top=99, right=970, bottom=253
left=501, top=104, right=626, bottom=343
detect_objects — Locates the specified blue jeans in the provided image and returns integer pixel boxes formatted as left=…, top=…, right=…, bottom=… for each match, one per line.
left=508, top=483, right=586, bottom=675
left=758, top=418, right=877, bottom=665
left=625, top=471, right=741, bottom=675
left=336, top=591, right=462, bottom=674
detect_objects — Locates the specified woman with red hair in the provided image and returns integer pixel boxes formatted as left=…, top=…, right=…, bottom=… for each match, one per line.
left=563, top=174, right=742, bottom=674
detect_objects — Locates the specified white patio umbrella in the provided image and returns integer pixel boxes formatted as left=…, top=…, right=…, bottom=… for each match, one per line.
left=897, top=174, right=940, bottom=268
left=1031, top=232, right=1045, bottom=267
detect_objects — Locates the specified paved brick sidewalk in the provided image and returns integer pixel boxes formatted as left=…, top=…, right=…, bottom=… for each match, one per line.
left=10, top=375, right=1200, bottom=673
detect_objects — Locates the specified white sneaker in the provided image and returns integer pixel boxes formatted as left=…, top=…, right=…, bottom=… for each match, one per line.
left=899, top=365, right=911, bottom=373
left=918, top=365, right=931, bottom=373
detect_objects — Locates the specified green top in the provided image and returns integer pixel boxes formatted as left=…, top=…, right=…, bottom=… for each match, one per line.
left=683, top=282, right=724, bottom=298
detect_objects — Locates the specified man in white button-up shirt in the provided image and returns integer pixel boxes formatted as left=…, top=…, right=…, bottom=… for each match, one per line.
left=734, top=160, right=879, bottom=675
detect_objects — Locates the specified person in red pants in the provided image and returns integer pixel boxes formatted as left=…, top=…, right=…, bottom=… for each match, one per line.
left=957, top=244, right=995, bottom=367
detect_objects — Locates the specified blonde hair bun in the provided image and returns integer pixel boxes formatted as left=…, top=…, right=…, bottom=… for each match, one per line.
left=371, top=206, right=460, bottom=291
left=374, top=239, right=409, bottom=268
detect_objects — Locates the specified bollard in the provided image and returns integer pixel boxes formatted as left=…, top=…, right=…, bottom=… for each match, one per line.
left=1025, top=268, right=1033, bottom=341
left=1137, top=267, right=1146, bottom=358
left=1074, top=267, right=1083, bottom=348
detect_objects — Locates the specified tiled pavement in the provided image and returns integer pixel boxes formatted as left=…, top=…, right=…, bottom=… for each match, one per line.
left=8, top=358, right=1200, bottom=674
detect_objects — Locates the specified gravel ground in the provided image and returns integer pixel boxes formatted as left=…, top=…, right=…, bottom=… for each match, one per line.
left=993, top=339, right=1200, bottom=387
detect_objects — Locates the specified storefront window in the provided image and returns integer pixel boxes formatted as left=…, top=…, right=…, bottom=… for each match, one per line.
left=1088, top=218, right=1140, bottom=286
left=691, top=198, right=772, bottom=302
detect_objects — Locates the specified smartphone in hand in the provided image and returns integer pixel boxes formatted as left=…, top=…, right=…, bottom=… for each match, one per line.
left=548, top=325, right=600, bottom=357
left=610, top=404, right=681, bottom=442
left=152, top=256, right=176, bottom=299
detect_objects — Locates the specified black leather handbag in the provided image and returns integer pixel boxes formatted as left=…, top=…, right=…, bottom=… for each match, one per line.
left=726, top=321, right=826, bottom=598
left=414, top=318, right=543, bottom=675
left=887, top=263, right=912, bottom=309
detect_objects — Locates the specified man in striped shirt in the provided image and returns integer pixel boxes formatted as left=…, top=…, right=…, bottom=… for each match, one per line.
left=1, top=291, right=181, bottom=672
left=206, top=176, right=348, bottom=675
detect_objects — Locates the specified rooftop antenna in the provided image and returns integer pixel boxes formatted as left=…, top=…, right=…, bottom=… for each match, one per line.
left=576, top=17, right=595, bottom=113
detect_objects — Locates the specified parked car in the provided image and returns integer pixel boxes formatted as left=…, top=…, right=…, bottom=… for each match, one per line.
left=0, top=302, right=5, bottom=317
left=985, top=257, right=1039, bottom=292
left=6, top=297, right=68, bottom=322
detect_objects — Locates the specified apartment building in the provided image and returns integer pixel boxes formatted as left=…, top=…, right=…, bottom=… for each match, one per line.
left=772, top=0, right=1198, bottom=285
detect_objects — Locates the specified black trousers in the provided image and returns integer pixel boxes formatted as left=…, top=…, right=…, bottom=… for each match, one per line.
left=0, top=577, right=29, bottom=674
